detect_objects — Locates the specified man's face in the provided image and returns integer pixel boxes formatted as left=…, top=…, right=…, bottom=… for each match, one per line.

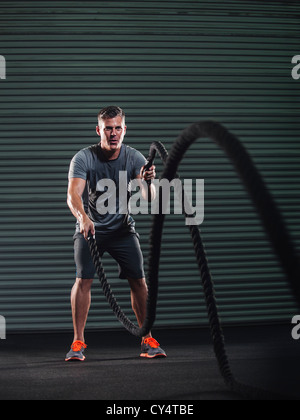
left=96, top=116, right=127, bottom=153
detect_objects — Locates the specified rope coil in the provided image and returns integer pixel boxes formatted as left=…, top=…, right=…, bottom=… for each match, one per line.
left=88, top=121, right=299, bottom=400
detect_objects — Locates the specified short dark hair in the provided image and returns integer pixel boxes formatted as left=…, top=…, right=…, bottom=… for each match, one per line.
left=98, top=106, right=125, bottom=123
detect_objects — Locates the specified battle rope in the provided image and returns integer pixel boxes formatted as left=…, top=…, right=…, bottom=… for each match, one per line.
left=87, top=141, right=169, bottom=338
left=88, top=121, right=300, bottom=400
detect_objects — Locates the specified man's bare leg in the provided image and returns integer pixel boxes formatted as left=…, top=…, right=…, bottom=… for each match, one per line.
left=127, top=277, right=152, bottom=339
left=128, top=276, right=167, bottom=358
left=71, top=278, right=93, bottom=343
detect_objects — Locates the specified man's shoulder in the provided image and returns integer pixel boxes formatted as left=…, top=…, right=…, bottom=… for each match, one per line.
left=69, top=147, right=95, bottom=179
left=123, top=144, right=146, bottom=161
left=123, top=144, right=137, bottom=154
left=72, top=146, right=94, bottom=161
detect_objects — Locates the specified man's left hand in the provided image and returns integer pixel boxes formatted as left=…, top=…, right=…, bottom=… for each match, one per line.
left=141, top=164, right=156, bottom=182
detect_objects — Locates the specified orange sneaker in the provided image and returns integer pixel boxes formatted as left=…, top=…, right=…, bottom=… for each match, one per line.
left=65, top=340, right=87, bottom=362
left=140, top=337, right=167, bottom=359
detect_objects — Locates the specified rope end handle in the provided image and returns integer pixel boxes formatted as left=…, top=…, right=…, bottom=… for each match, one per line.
left=143, top=143, right=158, bottom=186
left=87, top=231, right=96, bottom=242
left=143, top=157, right=155, bottom=186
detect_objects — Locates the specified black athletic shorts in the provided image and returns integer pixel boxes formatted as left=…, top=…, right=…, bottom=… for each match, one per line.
left=73, top=230, right=145, bottom=280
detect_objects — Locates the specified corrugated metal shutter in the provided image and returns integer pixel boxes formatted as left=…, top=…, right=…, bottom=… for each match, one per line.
left=0, top=0, right=299, bottom=333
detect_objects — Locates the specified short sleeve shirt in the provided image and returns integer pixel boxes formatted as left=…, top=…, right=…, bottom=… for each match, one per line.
left=68, top=144, right=146, bottom=234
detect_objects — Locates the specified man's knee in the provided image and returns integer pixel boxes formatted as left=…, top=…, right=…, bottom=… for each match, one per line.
left=128, top=277, right=147, bottom=291
left=75, top=278, right=94, bottom=293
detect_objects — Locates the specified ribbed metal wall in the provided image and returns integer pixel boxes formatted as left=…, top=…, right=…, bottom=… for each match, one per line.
left=0, top=1, right=299, bottom=332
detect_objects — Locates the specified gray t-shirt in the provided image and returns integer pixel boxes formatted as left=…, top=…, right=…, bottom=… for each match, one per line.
left=68, top=143, right=146, bottom=234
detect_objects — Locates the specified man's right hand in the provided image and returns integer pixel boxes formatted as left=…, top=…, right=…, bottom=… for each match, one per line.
left=80, top=216, right=95, bottom=240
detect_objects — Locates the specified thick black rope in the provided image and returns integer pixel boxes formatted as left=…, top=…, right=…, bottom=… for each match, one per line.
left=88, top=121, right=299, bottom=399
left=87, top=141, right=168, bottom=338
left=152, top=121, right=299, bottom=400
left=163, top=121, right=300, bottom=306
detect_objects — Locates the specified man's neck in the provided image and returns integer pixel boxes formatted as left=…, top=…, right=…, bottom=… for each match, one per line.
left=100, top=143, right=122, bottom=161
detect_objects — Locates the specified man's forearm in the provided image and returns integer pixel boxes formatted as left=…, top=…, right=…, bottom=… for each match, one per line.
left=67, top=193, right=95, bottom=238
left=67, top=193, right=88, bottom=224
left=141, top=183, right=156, bottom=202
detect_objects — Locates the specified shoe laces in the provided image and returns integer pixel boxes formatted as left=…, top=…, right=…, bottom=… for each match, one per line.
left=143, top=337, right=160, bottom=348
left=71, top=340, right=87, bottom=352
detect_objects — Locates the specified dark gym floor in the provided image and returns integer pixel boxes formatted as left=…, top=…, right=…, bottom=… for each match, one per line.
left=0, top=324, right=299, bottom=400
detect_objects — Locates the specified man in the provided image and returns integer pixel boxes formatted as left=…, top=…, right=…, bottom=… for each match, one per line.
left=65, top=106, right=167, bottom=362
